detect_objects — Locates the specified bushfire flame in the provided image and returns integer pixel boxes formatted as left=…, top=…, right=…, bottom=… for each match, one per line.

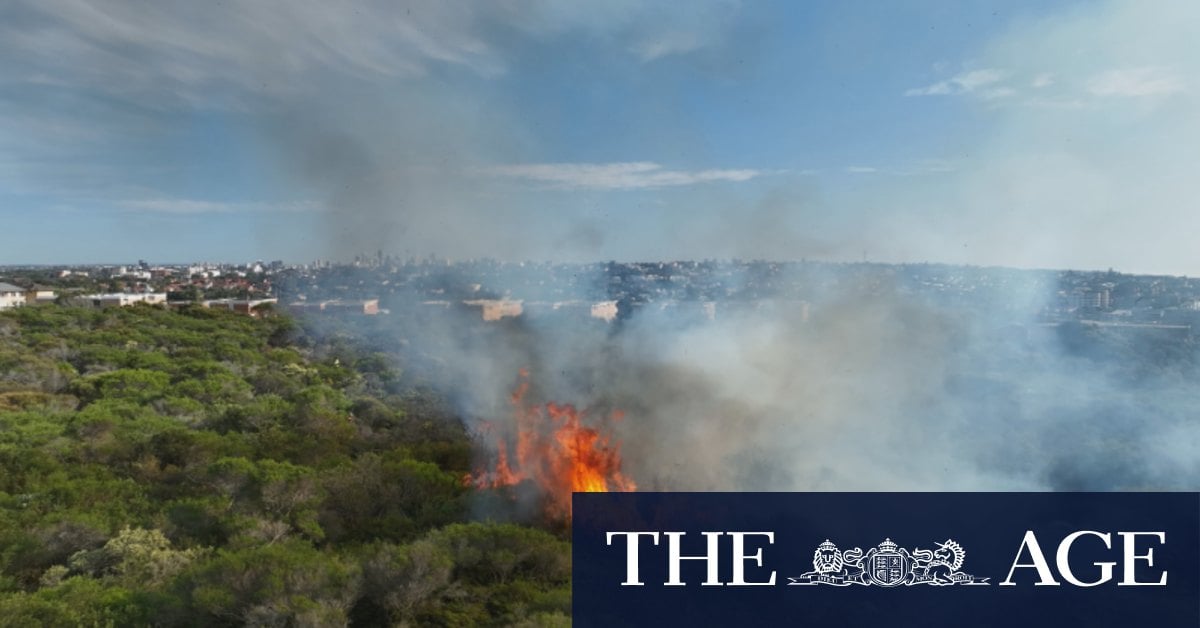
left=472, top=369, right=636, bottom=518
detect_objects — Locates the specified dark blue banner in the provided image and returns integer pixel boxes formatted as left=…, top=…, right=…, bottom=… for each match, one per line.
left=573, top=492, right=1200, bottom=627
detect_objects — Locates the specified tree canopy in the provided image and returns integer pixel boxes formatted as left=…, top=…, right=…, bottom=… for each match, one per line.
left=0, top=304, right=569, bottom=626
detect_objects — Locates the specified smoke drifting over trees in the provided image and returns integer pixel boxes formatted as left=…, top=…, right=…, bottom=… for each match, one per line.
left=314, top=262, right=1200, bottom=499
left=5, top=0, right=1195, bottom=493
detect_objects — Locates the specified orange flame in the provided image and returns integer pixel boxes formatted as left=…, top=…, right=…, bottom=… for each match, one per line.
left=472, top=369, right=636, bottom=518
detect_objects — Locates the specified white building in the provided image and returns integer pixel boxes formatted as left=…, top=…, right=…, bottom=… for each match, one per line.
left=25, top=288, right=56, bottom=304
left=74, top=293, right=168, bottom=308
left=0, top=283, right=26, bottom=309
left=590, top=300, right=619, bottom=322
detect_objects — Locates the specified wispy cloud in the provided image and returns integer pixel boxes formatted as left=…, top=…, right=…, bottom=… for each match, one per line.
left=0, top=2, right=741, bottom=107
left=1031, top=73, right=1055, bottom=88
left=484, top=162, right=766, bottom=190
left=896, top=159, right=957, bottom=176
left=632, top=32, right=706, bottom=62
left=1087, top=67, right=1185, bottom=97
left=843, top=159, right=956, bottom=176
left=905, top=69, right=1005, bottom=97
left=1018, top=97, right=1088, bottom=110
left=880, top=0, right=1200, bottom=274
left=122, top=198, right=318, bottom=215
left=0, top=1, right=508, bottom=106
left=908, top=64, right=1186, bottom=107
left=980, top=87, right=1017, bottom=100
left=625, top=0, right=737, bottom=62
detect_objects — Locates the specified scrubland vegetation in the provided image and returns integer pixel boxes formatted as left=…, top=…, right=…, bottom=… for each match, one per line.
left=0, top=305, right=570, bottom=626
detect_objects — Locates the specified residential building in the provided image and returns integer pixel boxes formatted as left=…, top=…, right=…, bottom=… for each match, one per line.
left=0, top=282, right=26, bottom=309
left=25, top=288, right=56, bottom=304
left=198, top=297, right=279, bottom=317
left=287, top=299, right=380, bottom=316
left=74, top=293, right=168, bottom=308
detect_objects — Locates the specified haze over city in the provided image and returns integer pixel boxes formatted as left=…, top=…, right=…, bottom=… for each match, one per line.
left=2, top=1, right=1197, bottom=273
left=2, top=3, right=1200, bottom=624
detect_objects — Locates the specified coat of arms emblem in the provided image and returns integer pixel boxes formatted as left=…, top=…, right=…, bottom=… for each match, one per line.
left=789, top=537, right=988, bottom=586
left=866, top=538, right=908, bottom=586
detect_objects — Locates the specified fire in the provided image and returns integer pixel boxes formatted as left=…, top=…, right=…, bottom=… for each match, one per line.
left=472, top=369, right=636, bottom=518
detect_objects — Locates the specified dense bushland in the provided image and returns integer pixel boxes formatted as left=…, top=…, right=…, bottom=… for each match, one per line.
left=0, top=305, right=569, bottom=626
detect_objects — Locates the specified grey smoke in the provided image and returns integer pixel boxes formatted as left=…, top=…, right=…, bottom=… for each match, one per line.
left=369, top=264, right=1199, bottom=497
left=5, top=1, right=1196, bottom=496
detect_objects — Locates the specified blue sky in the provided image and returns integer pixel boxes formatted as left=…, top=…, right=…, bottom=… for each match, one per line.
left=1, top=1, right=1196, bottom=273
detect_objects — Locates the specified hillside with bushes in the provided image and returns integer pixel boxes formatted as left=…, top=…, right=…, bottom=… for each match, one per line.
left=0, top=304, right=570, bottom=626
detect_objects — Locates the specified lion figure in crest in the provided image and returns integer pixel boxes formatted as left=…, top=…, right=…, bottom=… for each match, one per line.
left=805, top=539, right=865, bottom=581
